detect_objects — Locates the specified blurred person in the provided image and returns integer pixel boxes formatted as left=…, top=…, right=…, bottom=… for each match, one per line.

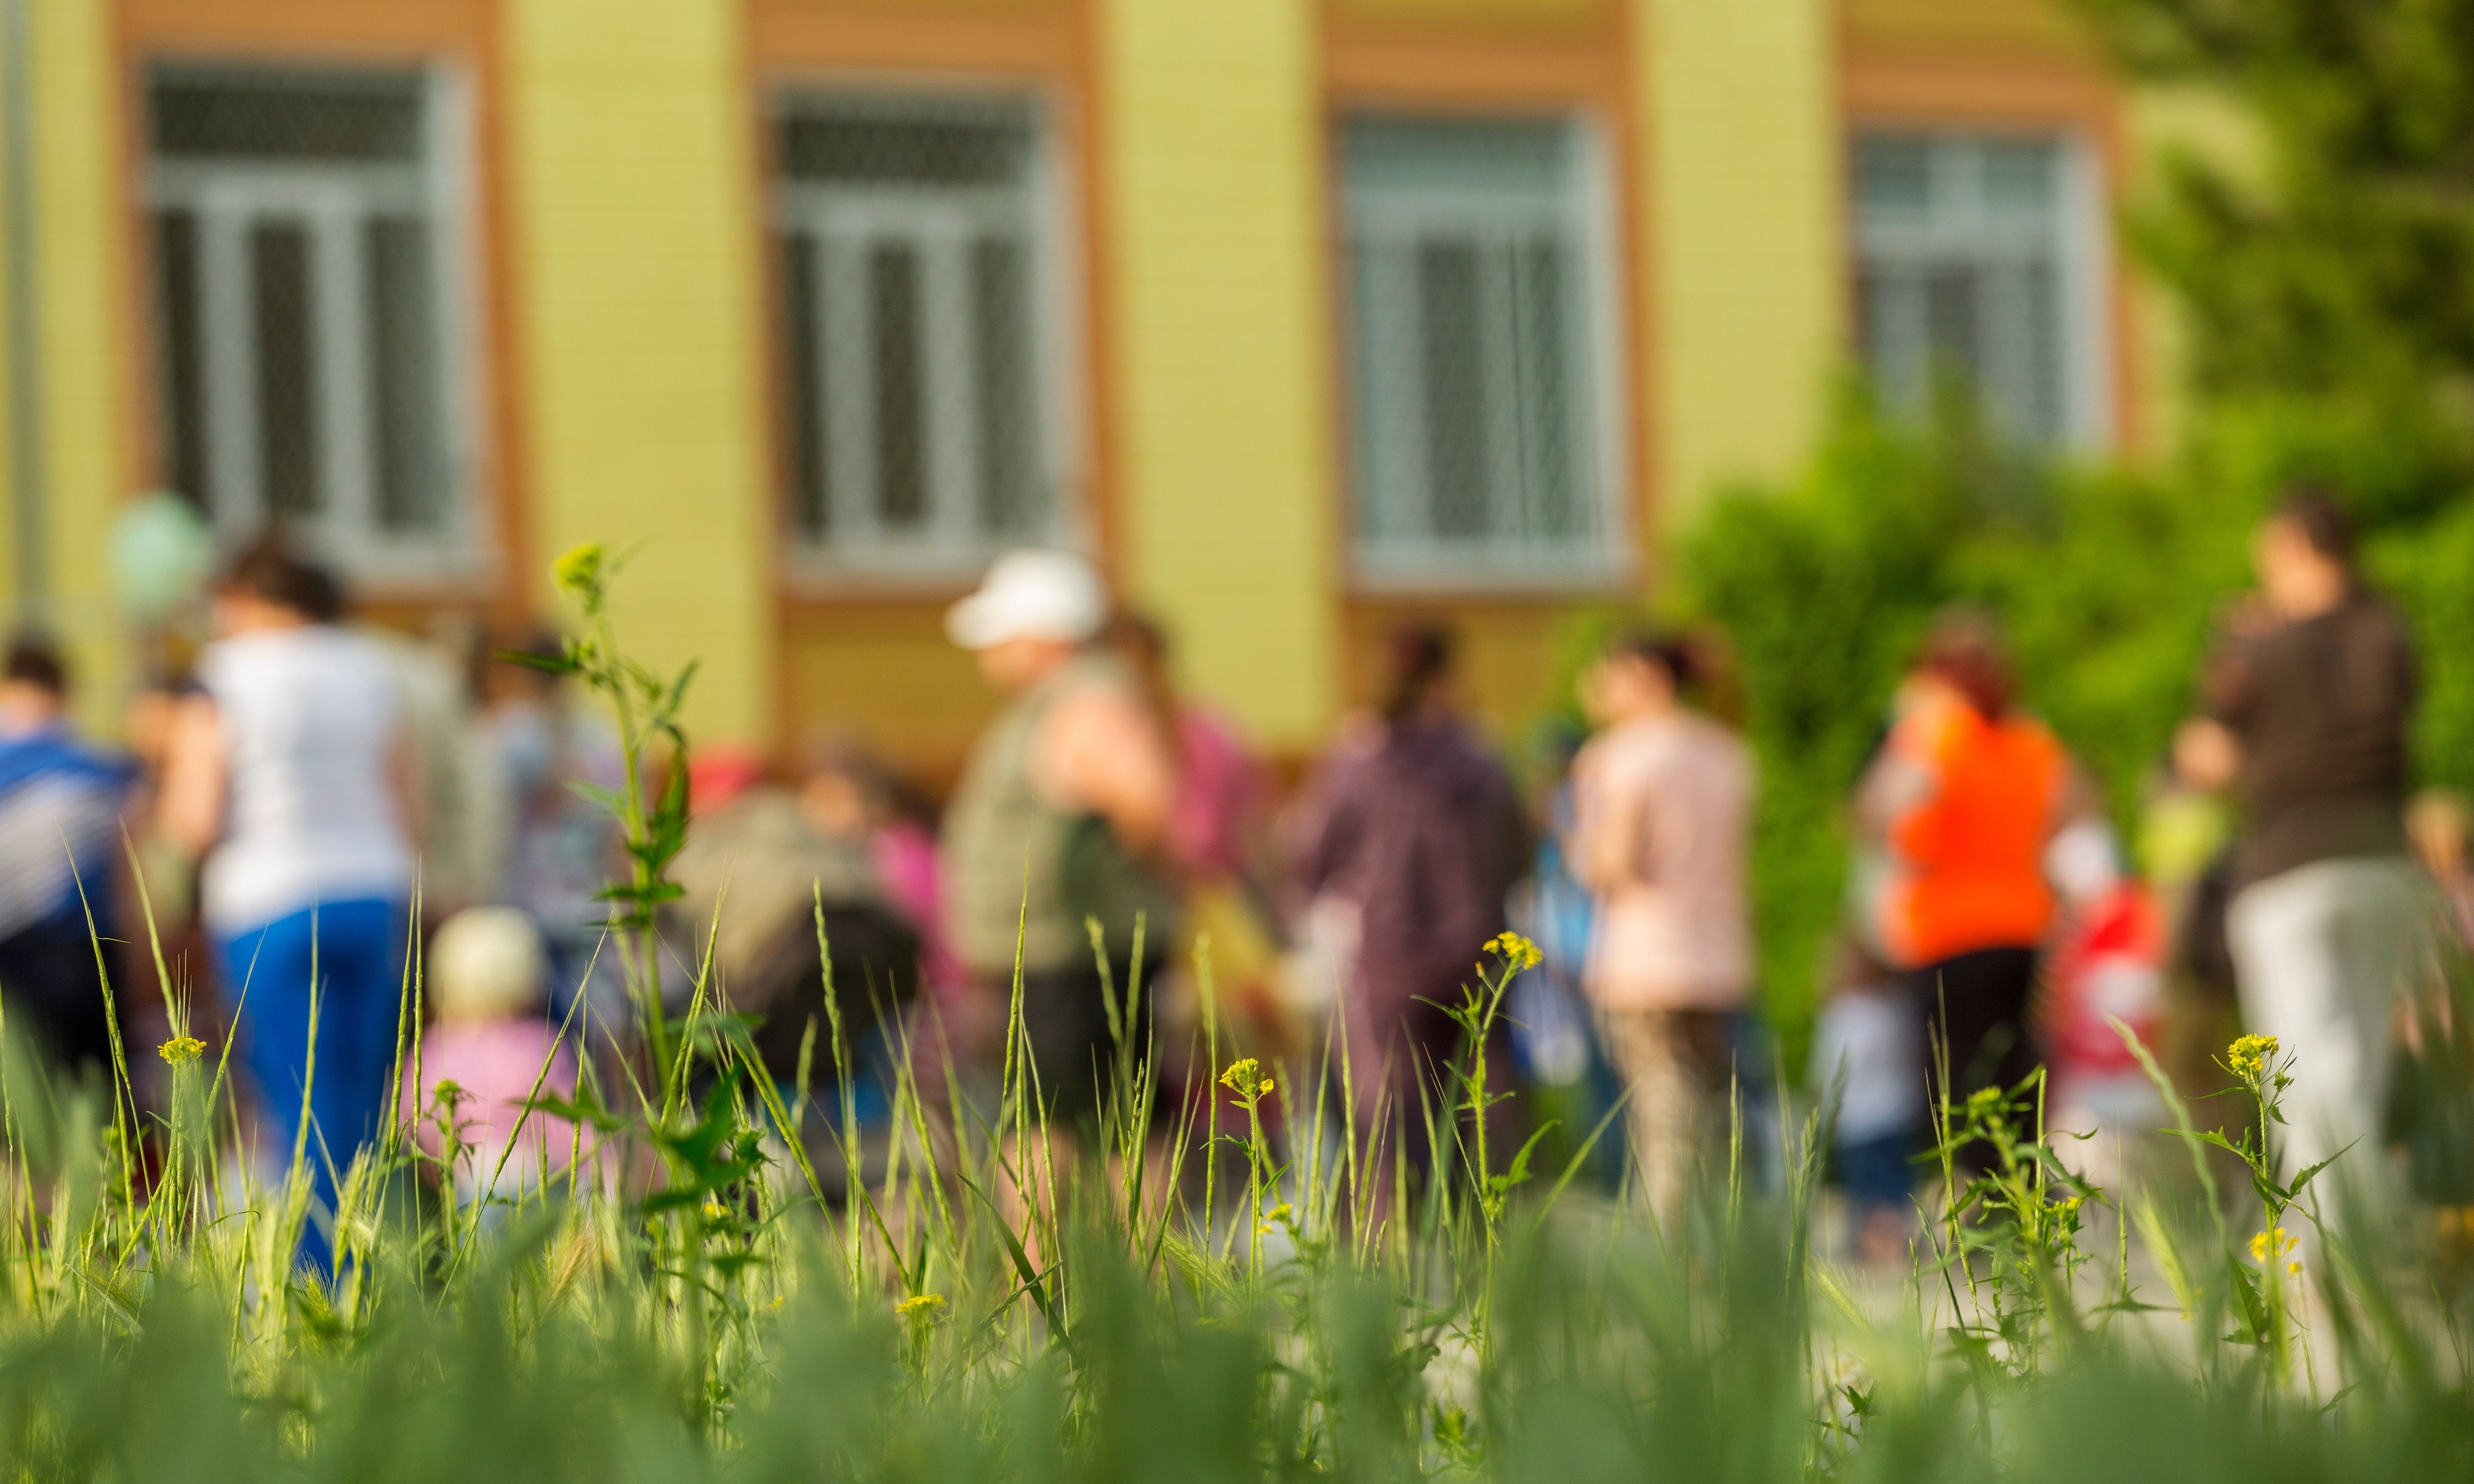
left=800, top=738, right=965, bottom=1004
left=943, top=552, right=1176, bottom=1128
left=1098, top=610, right=1293, bottom=1062
left=2183, top=488, right=2422, bottom=1202
left=396, top=906, right=580, bottom=1203
left=158, top=538, right=414, bottom=1275
left=1099, top=611, right=1271, bottom=886
left=2040, top=818, right=2167, bottom=1194
left=667, top=746, right=917, bottom=1120
left=366, top=614, right=504, bottom=921
left=1509, top=719, right=1602, bottom=1098
left=1855, top=610, right=2082, bottom=1162
left=2407, top=789, right=2474, bottom=952
left=1809, top=933, right=1921, bottom=1265
left=0, top=636, right=135, bottom=1077
left=487, top=627, right=627, bottom=1026
left=1295, top=623, right=1528, bottom=1183
left=1567, top=632, right=1757, bottom=1220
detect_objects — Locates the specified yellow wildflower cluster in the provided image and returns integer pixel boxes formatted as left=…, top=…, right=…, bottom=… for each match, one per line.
left=1218, top=1058, right=1273, bottom=1101
left=157, top=1035, right=206, bottom=1066
left=1256, top=1201, right=1295, bottom=1236
left=896, top=1292, right=948, bottom=1323
left=2226, top=1034, right=2279, bottom=1082
left=2249, top=1226, right=2301, bottom=1275
left=553, top=541, right=606, bottom=597
left=1486, top=931, right=1543, bottom=972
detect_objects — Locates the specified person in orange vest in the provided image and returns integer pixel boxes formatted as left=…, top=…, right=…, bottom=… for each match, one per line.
left=1853, top=610, right=2091, bottom=1166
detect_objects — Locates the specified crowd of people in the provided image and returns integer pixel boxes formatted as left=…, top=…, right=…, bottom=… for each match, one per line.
left=0, top=480, right=2462, bottom=1269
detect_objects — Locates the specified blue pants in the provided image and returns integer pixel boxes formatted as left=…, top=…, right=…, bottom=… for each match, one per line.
left=1837, top=1128, right=1917, bottom=1216
left=214, top=897, right=409, bottom=1274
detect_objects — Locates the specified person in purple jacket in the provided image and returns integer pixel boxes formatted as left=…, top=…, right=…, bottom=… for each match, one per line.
left=1294, top=623, right=1530, bottom=1191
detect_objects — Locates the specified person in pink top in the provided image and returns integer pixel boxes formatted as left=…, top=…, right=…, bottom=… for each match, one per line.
left=399, top=906, right=581, bottom=1204
left=1568, top=631, right=1757, bottom=1221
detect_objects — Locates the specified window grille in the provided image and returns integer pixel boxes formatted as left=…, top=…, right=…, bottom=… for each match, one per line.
left=774, top=91, right=1062, bottom=574
left=1854, top=132, right=2105, bottom=449
left=146, top=65, right=472, bottom=578
left=1341, top=116, right=1617, bottom=584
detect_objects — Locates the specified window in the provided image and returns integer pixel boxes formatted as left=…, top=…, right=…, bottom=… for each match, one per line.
left=774, top=91, right=1065, bottom=574
left=146, top=65, right=475, bottom=577
left=1853, top=132, right=2108, bottom=449
left=1341, top=115, right=1619, bottom=584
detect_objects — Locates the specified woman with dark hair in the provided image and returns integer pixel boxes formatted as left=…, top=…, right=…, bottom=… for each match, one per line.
left=159, top=537, right=415, bottom=1275
left=1294, top=623, right=1529, bottom=1183
left=1568, top=629, right=1756, bottom=1219
left=1854, top=609, right=2084, bottom=1159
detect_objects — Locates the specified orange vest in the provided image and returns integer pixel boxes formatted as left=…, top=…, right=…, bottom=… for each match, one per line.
left=1881, top=699, right=2065, bottom=967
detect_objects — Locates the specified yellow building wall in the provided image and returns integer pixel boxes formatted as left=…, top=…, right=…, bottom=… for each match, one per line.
left=1638, top=0, right=1839, bottom=517
left=503, top=0, right=774, bottom=746
left=1098, top=0, right=1339, bottom=751
left=9, top=0, right=130, bottom=733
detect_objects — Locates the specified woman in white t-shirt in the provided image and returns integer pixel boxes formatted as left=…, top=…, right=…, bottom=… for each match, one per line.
left=161, top=541, right=414, bottom=1274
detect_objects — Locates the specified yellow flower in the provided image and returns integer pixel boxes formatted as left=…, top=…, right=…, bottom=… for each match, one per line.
left=702, top=1195, right=725, bottom=1220
left=157, top=1035, right=205, bottom=1066
left=2248, top=1226, right=2297, bottom=1264
left=2227, top=1034, right=2279, bottom=1082
left=1486, top=932, right=1544, bottom=971
left=552, top=541, right=606, bottom=596
left=896, top=1292, right=947, bottom=1323
left=1219, top=1058, right=1270, bottom=1101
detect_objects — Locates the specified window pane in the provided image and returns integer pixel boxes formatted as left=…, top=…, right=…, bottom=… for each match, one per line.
left=367, top=216, right=448, bottom=532
left=1514, top=239, right=1582, bottom=540
left=1982, top=140, right=2060, bottom=217
left=781, top=230, right=829, bottom=537
left=1346, top=117, right=1571, bottom=198
left=1924, top=265, right=1981, bottom=383
left=153, top=209, right=207, bottom=514
left=1416, top=241, right=1491, bottom=540
left=1856, top=136, right=1932, bottom=219
left=780, top=108, right=1033, bottom=186
left=869, top=244, right=927, bottom=529
left=971, top=236, right=1039, bottom=536
left=252, top=221, right=319, bottom=518
left=152, top=70, right=424, bottom=162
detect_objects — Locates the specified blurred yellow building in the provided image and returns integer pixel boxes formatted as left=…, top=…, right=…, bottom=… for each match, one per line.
left=0, top=0, right=2147, bottom=777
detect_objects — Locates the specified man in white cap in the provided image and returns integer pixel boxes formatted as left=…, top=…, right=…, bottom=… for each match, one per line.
left=941, top=550, right=1176, bottom=1126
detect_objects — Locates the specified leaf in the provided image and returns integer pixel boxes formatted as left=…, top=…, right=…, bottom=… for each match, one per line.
left=1490, top=1121, right=1557, bottom=1196
left=665, top=659, right=701, bottom=715
left=498, top=647, right=579, bottom=676
left=958, top=1174, right=1074, bottom=1356
left=2288, top=1138, right=2360, bottom=1198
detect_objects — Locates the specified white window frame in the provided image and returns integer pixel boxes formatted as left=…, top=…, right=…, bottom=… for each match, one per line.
left=771, top=86, right=1080, bottom=584
left=144, top=62, right=488, bottom=586
left=1852, top=128, right=2113, bottom=452
left=1339, top=112, right=1631, bottom=591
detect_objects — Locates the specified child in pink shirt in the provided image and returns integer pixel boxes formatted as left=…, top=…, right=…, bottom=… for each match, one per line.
left=400, top=907, right=581, bottom=1201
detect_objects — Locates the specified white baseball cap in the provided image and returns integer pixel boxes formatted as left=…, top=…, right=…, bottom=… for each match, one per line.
left=945, top=550, right=1108, bottom=651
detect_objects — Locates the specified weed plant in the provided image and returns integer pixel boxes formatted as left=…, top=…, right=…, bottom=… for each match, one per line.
left=0, top=549, right=2465, bottom=1481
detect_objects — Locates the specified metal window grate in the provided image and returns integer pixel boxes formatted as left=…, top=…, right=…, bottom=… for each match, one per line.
left=1854, top=132, right=2092, bottom=448
left=775, top=91, right=1058, bottom=572
left=1341, top=115, right=1611, bottom=582
left=145, top=64, right=466, bottom=575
